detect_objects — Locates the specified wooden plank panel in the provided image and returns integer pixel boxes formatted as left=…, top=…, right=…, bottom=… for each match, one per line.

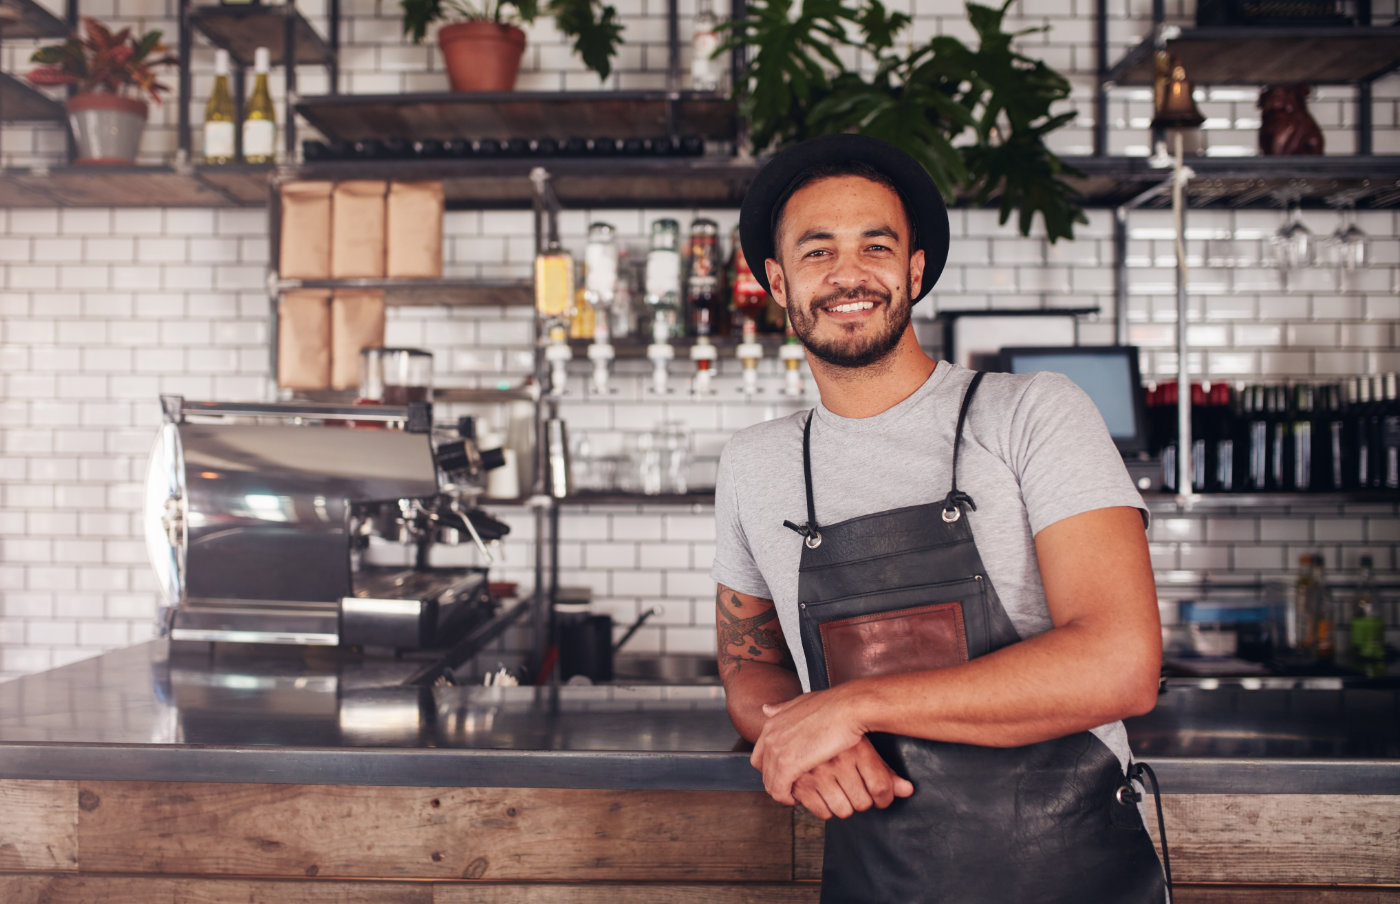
left=0, top=780, right=78, bottom=871
left=434, top=884, right=821, bottom=903
left=1150, top=795, right=1400, bottom=885
left=792, top=807, right=824, bottom=881
left=1173, top=886, right=1400, bottom=903
left=0, top=875, right=430, bottom=904
left=0, top=876, right=820, bottom=904
left=76, top=783, right=791, bottom=882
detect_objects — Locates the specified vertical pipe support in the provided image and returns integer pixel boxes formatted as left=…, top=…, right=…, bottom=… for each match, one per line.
left=1094, top=0, right=1109, bottom=157
left=177, top=0, right=193, bottom=162
left=1114, top=206, right=1128, bottom=345
left=328, top=0, right=341, bottom=94
left=284, top=2, right=298, bottom=160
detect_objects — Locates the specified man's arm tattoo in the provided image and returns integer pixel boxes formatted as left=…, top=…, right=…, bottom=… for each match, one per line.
left=717, top=591, right=793, bottom=671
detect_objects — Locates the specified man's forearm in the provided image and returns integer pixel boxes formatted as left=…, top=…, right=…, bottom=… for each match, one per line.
left=721, top=660, right=801, bottom=743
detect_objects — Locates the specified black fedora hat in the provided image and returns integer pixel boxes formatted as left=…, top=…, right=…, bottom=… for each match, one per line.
left=738, top=133, right=950, bottom=303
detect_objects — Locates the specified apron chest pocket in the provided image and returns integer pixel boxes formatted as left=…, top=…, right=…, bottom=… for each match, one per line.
left=800, top=577, right=987, bottom=691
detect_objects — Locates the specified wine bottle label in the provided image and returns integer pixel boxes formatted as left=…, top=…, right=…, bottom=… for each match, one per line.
left=204, top=121, right=235, bottom=160
left=243, top=119, right=276, bottom=158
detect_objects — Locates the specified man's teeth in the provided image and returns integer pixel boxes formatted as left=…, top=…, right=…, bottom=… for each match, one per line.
left=828, top=301, right=875, bottom=313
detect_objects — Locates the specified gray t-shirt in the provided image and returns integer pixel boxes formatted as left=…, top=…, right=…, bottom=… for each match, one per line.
left=710, top=361, right=1148, bottom=767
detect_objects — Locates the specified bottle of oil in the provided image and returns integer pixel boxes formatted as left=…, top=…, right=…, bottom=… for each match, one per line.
left=242, top=47, right=276, bottom=164
left=1350, top=555, right=1386, bottom=668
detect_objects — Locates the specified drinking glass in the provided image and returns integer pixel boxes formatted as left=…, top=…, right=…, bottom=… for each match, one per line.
left=1328, top=205, right=1367, bottom=274
left=1270, top=200, right=1314, bottom=276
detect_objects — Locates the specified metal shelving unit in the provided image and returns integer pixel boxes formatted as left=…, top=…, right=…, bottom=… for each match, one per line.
left=177, top=0, right=340, bottom=165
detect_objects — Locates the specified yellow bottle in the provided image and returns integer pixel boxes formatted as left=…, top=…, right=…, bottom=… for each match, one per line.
left=242, top=47, right=276, bottom=164
left=535, top=241, right=575, bottom=321
left=202, top=50, right=235, bottom=164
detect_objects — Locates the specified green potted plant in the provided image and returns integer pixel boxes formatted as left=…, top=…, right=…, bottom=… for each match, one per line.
left=725, top=0, right=1086, bottom=242
left=401, top=0, right=623, bottom=91
left=26, top=16, right=176, bottom=165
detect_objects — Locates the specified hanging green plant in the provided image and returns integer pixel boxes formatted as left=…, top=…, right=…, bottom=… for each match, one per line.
left=723, top=0, right=1086, bottom=242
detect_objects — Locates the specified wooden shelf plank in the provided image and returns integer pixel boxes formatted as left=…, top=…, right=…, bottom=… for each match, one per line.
left=277, top=276, right=533, bottom=307
left=188, top=4, right=333, bottom=67
left=1058, top=155, right=1400, bottom=210
left=6, top=165, right=234, bottom=206
left=193, top=162, right=275, bottom=204
left=295, top=91, right=738, bottom=143
left=287, top=156, right=760, bottom=209
left=1108, top=26, right=1400, bottom=86
left=2, top=155, right=1398, bottom=210
left=0, top=0, right=68, bottom=39
left=0, top=71, right=63, bottom=123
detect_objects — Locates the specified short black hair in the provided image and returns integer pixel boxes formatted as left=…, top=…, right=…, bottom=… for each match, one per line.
left=769, top=160, right=918, bottom=259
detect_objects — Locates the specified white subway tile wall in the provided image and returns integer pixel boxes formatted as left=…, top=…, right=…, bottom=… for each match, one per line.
left=2, top=0, right=1400, bottom=679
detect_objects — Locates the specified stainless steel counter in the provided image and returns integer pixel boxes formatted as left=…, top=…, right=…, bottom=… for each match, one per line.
left=1, top=641, right=1396, bottom=794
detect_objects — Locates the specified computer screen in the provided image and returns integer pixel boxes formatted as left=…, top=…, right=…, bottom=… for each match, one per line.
left=998, top=346, right=1150, bottom=456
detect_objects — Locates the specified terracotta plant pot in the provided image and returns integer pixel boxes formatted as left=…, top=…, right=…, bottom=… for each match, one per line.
left=66, top=93, right=148, bottom=164
left=437, top=21, right=527, bottom=92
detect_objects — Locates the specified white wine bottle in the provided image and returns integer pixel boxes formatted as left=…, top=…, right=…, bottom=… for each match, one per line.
left=242, top=46, right=276, bottom=164
left=203, top=49, right=235, bottom=164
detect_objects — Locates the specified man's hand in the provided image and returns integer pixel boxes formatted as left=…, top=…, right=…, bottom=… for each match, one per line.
left=752, top=685, right=882, bottom=806
left=789, top=737, right=915, bottom=819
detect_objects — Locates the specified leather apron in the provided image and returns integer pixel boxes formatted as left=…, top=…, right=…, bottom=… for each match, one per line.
left=787, top=373, right=1166, bottom=904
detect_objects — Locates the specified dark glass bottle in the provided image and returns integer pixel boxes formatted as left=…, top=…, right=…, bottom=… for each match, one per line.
left=685, top=218, right=726, bottom=337
left=1160, top=381, right=1179, bottom=492
left=1319, top=383, right=1346, bottom=492
left=1357, top=376, right=1376, bottom=490
left=1340, top=377, right=1363, bottom=490
left=1382, top=372, right=1399, bottom=491
left=1210, top=382, right=1238, bottom=493
left=1246, top=384, right=1270, bottom=492
left=1190, top=382, right=1210, bottom=493
left=1291, top=383, right=1314, bottom=492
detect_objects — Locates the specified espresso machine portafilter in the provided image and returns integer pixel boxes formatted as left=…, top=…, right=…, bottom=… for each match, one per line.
left=145, top=395, right=509, bottom=650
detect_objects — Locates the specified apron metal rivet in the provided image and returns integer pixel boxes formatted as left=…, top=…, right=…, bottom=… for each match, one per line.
left=805, top=533, right=822, bottom=549
left=941, top=507, right=961, bottom=523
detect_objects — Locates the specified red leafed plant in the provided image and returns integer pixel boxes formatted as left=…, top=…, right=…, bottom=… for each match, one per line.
left=27, top=17, right=177, bottom=103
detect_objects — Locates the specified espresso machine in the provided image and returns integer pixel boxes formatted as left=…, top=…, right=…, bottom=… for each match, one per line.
left=145, top=394, right=513, bottom=652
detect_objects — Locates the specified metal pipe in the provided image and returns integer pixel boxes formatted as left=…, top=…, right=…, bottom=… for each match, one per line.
left=1114, top=206, right=1128, bottom=345
left=1094, top=0, right=1109, bottom=158
left=177, top=0, right=192, bottom=161
left=1171, top=132, right=1193, bottom=501
left=284, top=1, right=298, bottom=160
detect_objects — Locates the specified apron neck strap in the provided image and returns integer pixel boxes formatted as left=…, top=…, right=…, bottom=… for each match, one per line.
left=941, top=371, right=985, bottom=521
left=782, top=410, right=823, bottom=548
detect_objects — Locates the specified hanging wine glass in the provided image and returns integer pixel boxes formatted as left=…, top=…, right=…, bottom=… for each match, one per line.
left=1269, top=191, right=1313, bottom=281
left=1330, top=203, right=1367, bottom=273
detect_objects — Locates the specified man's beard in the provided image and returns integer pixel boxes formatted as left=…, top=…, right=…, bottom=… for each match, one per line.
left=786, top=275, right=912, bottom=369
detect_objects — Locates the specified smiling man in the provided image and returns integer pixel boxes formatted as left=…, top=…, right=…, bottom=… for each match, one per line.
left=711, top=135, right=1169, bottom=903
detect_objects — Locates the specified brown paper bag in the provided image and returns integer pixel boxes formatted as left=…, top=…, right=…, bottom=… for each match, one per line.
left=277, top=290, right=332, bottom=390
left=331, top=180, right=388, bottom=279
left=278, top=182, right=333, bottom=279
left=386, top=180, right=445, bottom=278
left=330, top=290, right=387, bottom=391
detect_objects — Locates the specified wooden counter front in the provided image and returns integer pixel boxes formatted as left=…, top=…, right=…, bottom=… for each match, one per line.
left=3, top=778, right=1399, bottom=902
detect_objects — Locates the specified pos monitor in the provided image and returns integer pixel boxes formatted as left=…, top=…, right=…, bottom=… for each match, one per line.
left=998, top=345, right=1150, bottom=457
